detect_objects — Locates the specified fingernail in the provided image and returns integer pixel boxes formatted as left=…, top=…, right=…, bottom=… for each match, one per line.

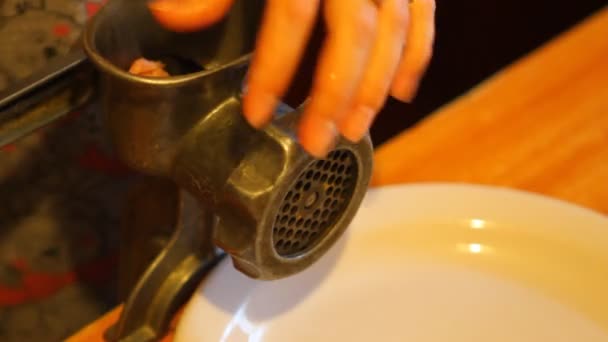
left=340, top=105, right=375, bottom=142
left=301, top=118, right=337, bottom=158
left=243, top=88, right=277, bottom=128
left=392, top=78, right=419, bottom=102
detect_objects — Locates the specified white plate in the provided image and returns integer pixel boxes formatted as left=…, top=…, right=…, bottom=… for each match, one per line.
left=174, top=183, right=608, bottom=342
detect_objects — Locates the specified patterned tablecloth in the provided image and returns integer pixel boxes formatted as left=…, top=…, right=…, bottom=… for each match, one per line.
left=0, top=0, right=132, bottom=340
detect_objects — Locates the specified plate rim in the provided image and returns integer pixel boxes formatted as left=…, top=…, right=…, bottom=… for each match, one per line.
left=366, top=181, right=608, bottom=220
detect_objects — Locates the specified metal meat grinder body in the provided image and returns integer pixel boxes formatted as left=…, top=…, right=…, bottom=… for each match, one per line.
left=0, top=0, right=374, bottom=341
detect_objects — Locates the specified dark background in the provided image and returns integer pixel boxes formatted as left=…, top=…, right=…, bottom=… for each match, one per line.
left=285, top=1, right=607, bottom=146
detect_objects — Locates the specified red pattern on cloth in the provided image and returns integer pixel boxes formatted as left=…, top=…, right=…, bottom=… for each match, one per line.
left=78, top=144, right=133, bottom=177
left=53, top=23, right=71, bottom=37
left=85, top=1, right=107, bottom=18
left=1, top=144, right=16, bottom=152
left=0, top=254, right=118, bottom=306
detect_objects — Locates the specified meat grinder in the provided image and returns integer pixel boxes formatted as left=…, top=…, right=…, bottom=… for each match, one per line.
left=0, top=0, right=374, bottom=340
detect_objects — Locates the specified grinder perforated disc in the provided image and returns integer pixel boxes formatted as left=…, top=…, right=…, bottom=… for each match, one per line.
left=273, top=149, right=358, bottom=257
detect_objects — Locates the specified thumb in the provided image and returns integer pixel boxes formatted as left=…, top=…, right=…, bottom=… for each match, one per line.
left=148, top=0, right=235, bottom=32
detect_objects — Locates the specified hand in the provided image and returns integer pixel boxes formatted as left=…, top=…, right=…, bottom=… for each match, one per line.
left=148, top=0, right=436, bottom=157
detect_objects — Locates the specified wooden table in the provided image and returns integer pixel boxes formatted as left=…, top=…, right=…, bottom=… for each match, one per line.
left=67, top=7, right=608, bottom=341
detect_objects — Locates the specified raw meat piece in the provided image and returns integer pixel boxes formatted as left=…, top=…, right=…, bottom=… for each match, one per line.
left=128, top=58, right=170, bottom=77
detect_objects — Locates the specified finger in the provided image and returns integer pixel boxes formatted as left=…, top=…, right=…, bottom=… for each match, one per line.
left=243, top=0, right=320, bottom=128
left=338, top=0, right=409, bottom=142
left=390, top=0, right=435, bottom=101
left=148, top=0, right=235, bottom=32
left=299, top=0, right=378, bottom=157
